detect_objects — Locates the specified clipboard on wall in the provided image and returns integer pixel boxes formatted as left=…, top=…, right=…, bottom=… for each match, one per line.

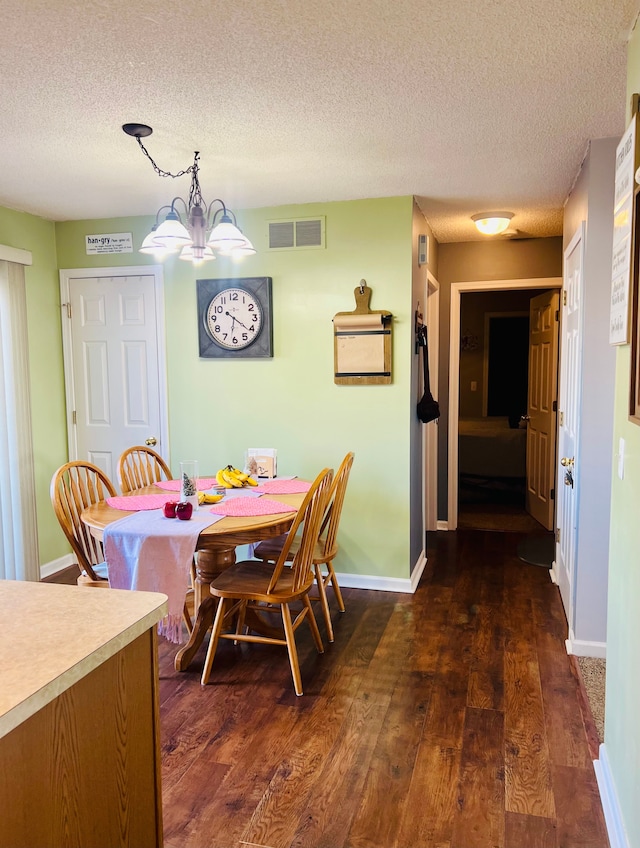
left=333, top=282, right=392, bottom=385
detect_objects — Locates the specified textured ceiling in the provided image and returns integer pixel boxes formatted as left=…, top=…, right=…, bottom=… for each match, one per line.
left=0, top=0, right=638, bottom=242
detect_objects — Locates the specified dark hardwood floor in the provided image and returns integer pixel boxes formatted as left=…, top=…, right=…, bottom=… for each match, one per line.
left=157, top=529, right=609, bottom=848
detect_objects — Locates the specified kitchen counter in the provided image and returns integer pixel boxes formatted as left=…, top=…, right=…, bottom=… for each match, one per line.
left=0, top=580, right=168, bottom=848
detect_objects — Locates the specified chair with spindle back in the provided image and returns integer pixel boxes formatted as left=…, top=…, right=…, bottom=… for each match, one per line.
left=253, top=451, right=354, bottom=641
left=50, top=461, right=117, bottom=586
left=117, top=445, right=173, bottom=494
left=201, top=467, right=334, bottom=695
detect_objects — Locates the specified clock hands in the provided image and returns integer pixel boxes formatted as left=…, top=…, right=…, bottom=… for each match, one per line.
left=225, top=311, right=252, bottom=331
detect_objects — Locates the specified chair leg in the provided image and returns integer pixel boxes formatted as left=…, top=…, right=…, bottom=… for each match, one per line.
left=314, top=563, right=334, bottom=642
left=233, top=600, right=247, bottom=645
left=303, top=593, right=324, bottom=654
left=201, top=597, right=227, bottom=685
left=281, top=603, right=303, bottom=696
left=326, top=560, right=346, bottom=612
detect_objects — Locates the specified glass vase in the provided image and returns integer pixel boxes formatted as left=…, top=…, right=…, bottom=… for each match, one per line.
left=180, top=460, right=199, bottom=511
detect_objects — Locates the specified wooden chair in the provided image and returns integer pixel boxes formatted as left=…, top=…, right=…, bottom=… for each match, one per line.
left=50, top=461, right=117, bottom=586
left=253, top=451, right=354, bottom=641
left=201, top=467, right=334, bottom=695
left=117, top=445, right=172, bottom=494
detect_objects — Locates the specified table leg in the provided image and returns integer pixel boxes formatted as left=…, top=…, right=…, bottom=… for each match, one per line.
left=174, top=546, right=236, bottom=672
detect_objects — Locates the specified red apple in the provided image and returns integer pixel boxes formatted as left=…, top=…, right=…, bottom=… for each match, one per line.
left=175, top=501, right=193, bottom=520
left=163, top=500, right=178, bottom=518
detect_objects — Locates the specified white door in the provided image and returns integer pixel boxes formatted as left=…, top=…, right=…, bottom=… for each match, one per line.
left=525, top=290, right=560, bottom=530
left=556, top=225, right=584, bottom=620
left=61, top=269, right=168, bottom=484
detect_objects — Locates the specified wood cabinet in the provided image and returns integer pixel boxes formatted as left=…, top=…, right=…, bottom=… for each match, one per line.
left=0, top=581, right=167, bottom=848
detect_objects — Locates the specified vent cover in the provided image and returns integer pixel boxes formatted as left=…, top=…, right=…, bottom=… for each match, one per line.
left=268, top=216, right=325, bottom=250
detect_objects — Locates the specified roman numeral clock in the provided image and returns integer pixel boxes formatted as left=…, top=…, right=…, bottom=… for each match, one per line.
left=197, top=277, right=273, bottom=358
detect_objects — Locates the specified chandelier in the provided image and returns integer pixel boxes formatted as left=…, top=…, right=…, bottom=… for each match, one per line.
left=122, top=123, right=256, bottom=265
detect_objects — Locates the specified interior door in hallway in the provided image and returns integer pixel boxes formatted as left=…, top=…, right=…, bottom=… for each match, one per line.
left=556, top=226, right=584, bottom=621
left=64, top=273, right=166, bottom=482
left=525, top=290, right=559, bottom=529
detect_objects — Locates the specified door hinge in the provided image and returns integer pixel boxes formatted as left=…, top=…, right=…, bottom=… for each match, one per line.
left=559, top=411, right=564, bottom=426
left=563, top=290, right=567, bottom=306
left=556, top=528, right=560, bottom=543
left=550, top=488, right=555, bottom=500
left=555, top=309, right=559, bottom=322
left=62, top=302, right=72, bottom=319
left=552, top=400, right=557, bottom=412
left=72, top=410, right=77, bottom=425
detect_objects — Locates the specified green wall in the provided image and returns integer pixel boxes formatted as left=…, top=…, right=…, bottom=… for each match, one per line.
left=0, top=206, right=69, bottom=564
left=604, top=24, right=640, bottom=846
left=55, top=196, right=416, bottom=580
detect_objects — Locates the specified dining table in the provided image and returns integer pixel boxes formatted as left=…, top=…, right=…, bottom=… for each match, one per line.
left=81, top=481, right=306, bottom=672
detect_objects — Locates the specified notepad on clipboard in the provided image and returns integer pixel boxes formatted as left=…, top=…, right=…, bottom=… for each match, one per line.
left=333, top=284, right=393, bottom=385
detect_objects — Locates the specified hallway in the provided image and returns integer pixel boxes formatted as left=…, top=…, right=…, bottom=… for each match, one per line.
left=158, top=530, right=608, bottom=848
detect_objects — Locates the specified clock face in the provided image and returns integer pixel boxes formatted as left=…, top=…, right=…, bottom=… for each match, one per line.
left=205, top=287, right=263, bottom=350
left=197, top=277, right=273, bottom=359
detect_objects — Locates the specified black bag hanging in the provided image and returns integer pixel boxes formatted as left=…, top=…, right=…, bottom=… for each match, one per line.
left=417, top=327, right=441, bottom=423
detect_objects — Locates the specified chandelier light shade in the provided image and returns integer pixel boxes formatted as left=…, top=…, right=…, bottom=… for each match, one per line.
left=139, top=226, right=177, bottom=257
left=471, top=211, right=514, bottom=236
left=123, top=123, right=256, bottom=266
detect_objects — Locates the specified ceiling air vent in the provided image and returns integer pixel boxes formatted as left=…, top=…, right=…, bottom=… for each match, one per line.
left=268, top=216, right=325, bottom=250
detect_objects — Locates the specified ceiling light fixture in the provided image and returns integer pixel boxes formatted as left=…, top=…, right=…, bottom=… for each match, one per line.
left=122, top=123, right=256, bottom=265
left=471, top=212, right=514, bottom=236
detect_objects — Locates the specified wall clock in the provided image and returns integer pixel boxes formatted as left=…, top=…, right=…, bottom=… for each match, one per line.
left=196, top=277, right=273, bottom=359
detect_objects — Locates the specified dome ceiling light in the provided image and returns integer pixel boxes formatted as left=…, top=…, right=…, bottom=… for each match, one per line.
left=471, top=212, right=514, bottom=236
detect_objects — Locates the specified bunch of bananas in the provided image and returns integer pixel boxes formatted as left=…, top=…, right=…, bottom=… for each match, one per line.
left=198, top=491, right=225, bottom=504
left=216, top=464, right=259, bottom=489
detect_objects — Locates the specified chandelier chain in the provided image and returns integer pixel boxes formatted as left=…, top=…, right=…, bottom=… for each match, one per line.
left=135, top=136, right=196, bottom=180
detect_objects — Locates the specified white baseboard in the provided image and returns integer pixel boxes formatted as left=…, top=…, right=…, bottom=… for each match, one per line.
left=335, top=571, right=413, bottom=594
left=594, top=744, right=630, bottom=848
left=43, top=553, right=422, bottom=595
left=565, top=631, right=607, bottom=659
left=410, top=551, right=428, bottom=592
left=436, top=520, right=449, bottom=531
left=549, top=560, right=559, bottom=584
left=40, top=553, right=76, bottom=580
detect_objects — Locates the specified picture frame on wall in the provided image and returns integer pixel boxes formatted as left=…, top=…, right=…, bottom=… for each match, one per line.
left=628, top=99, right=640, bottom=423
left=609, top=113, right=638, bottom=346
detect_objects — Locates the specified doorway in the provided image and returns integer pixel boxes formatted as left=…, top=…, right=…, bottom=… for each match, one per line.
left=448, top=277, right=562, bottom=531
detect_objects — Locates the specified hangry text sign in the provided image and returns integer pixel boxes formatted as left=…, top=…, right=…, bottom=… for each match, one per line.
left=85, top=233, right=133, bottom=255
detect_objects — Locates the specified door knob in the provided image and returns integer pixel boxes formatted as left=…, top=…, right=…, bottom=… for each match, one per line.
left=560, top=456, right=574, bottom=467
left=145, top=437, right=157, bottom=446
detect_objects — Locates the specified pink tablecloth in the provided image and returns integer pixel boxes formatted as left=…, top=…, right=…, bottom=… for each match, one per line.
left=107, top=493, right=178, bottom=511
left=209, top=497, right=297, bottom=517
left=104, top=508, right=224, bottom=643
left=252, top=479, right=311, bottom=495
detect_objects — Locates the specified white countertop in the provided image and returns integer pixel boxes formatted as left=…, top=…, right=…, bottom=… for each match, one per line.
left=0, top=580, right=167, bottom=740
